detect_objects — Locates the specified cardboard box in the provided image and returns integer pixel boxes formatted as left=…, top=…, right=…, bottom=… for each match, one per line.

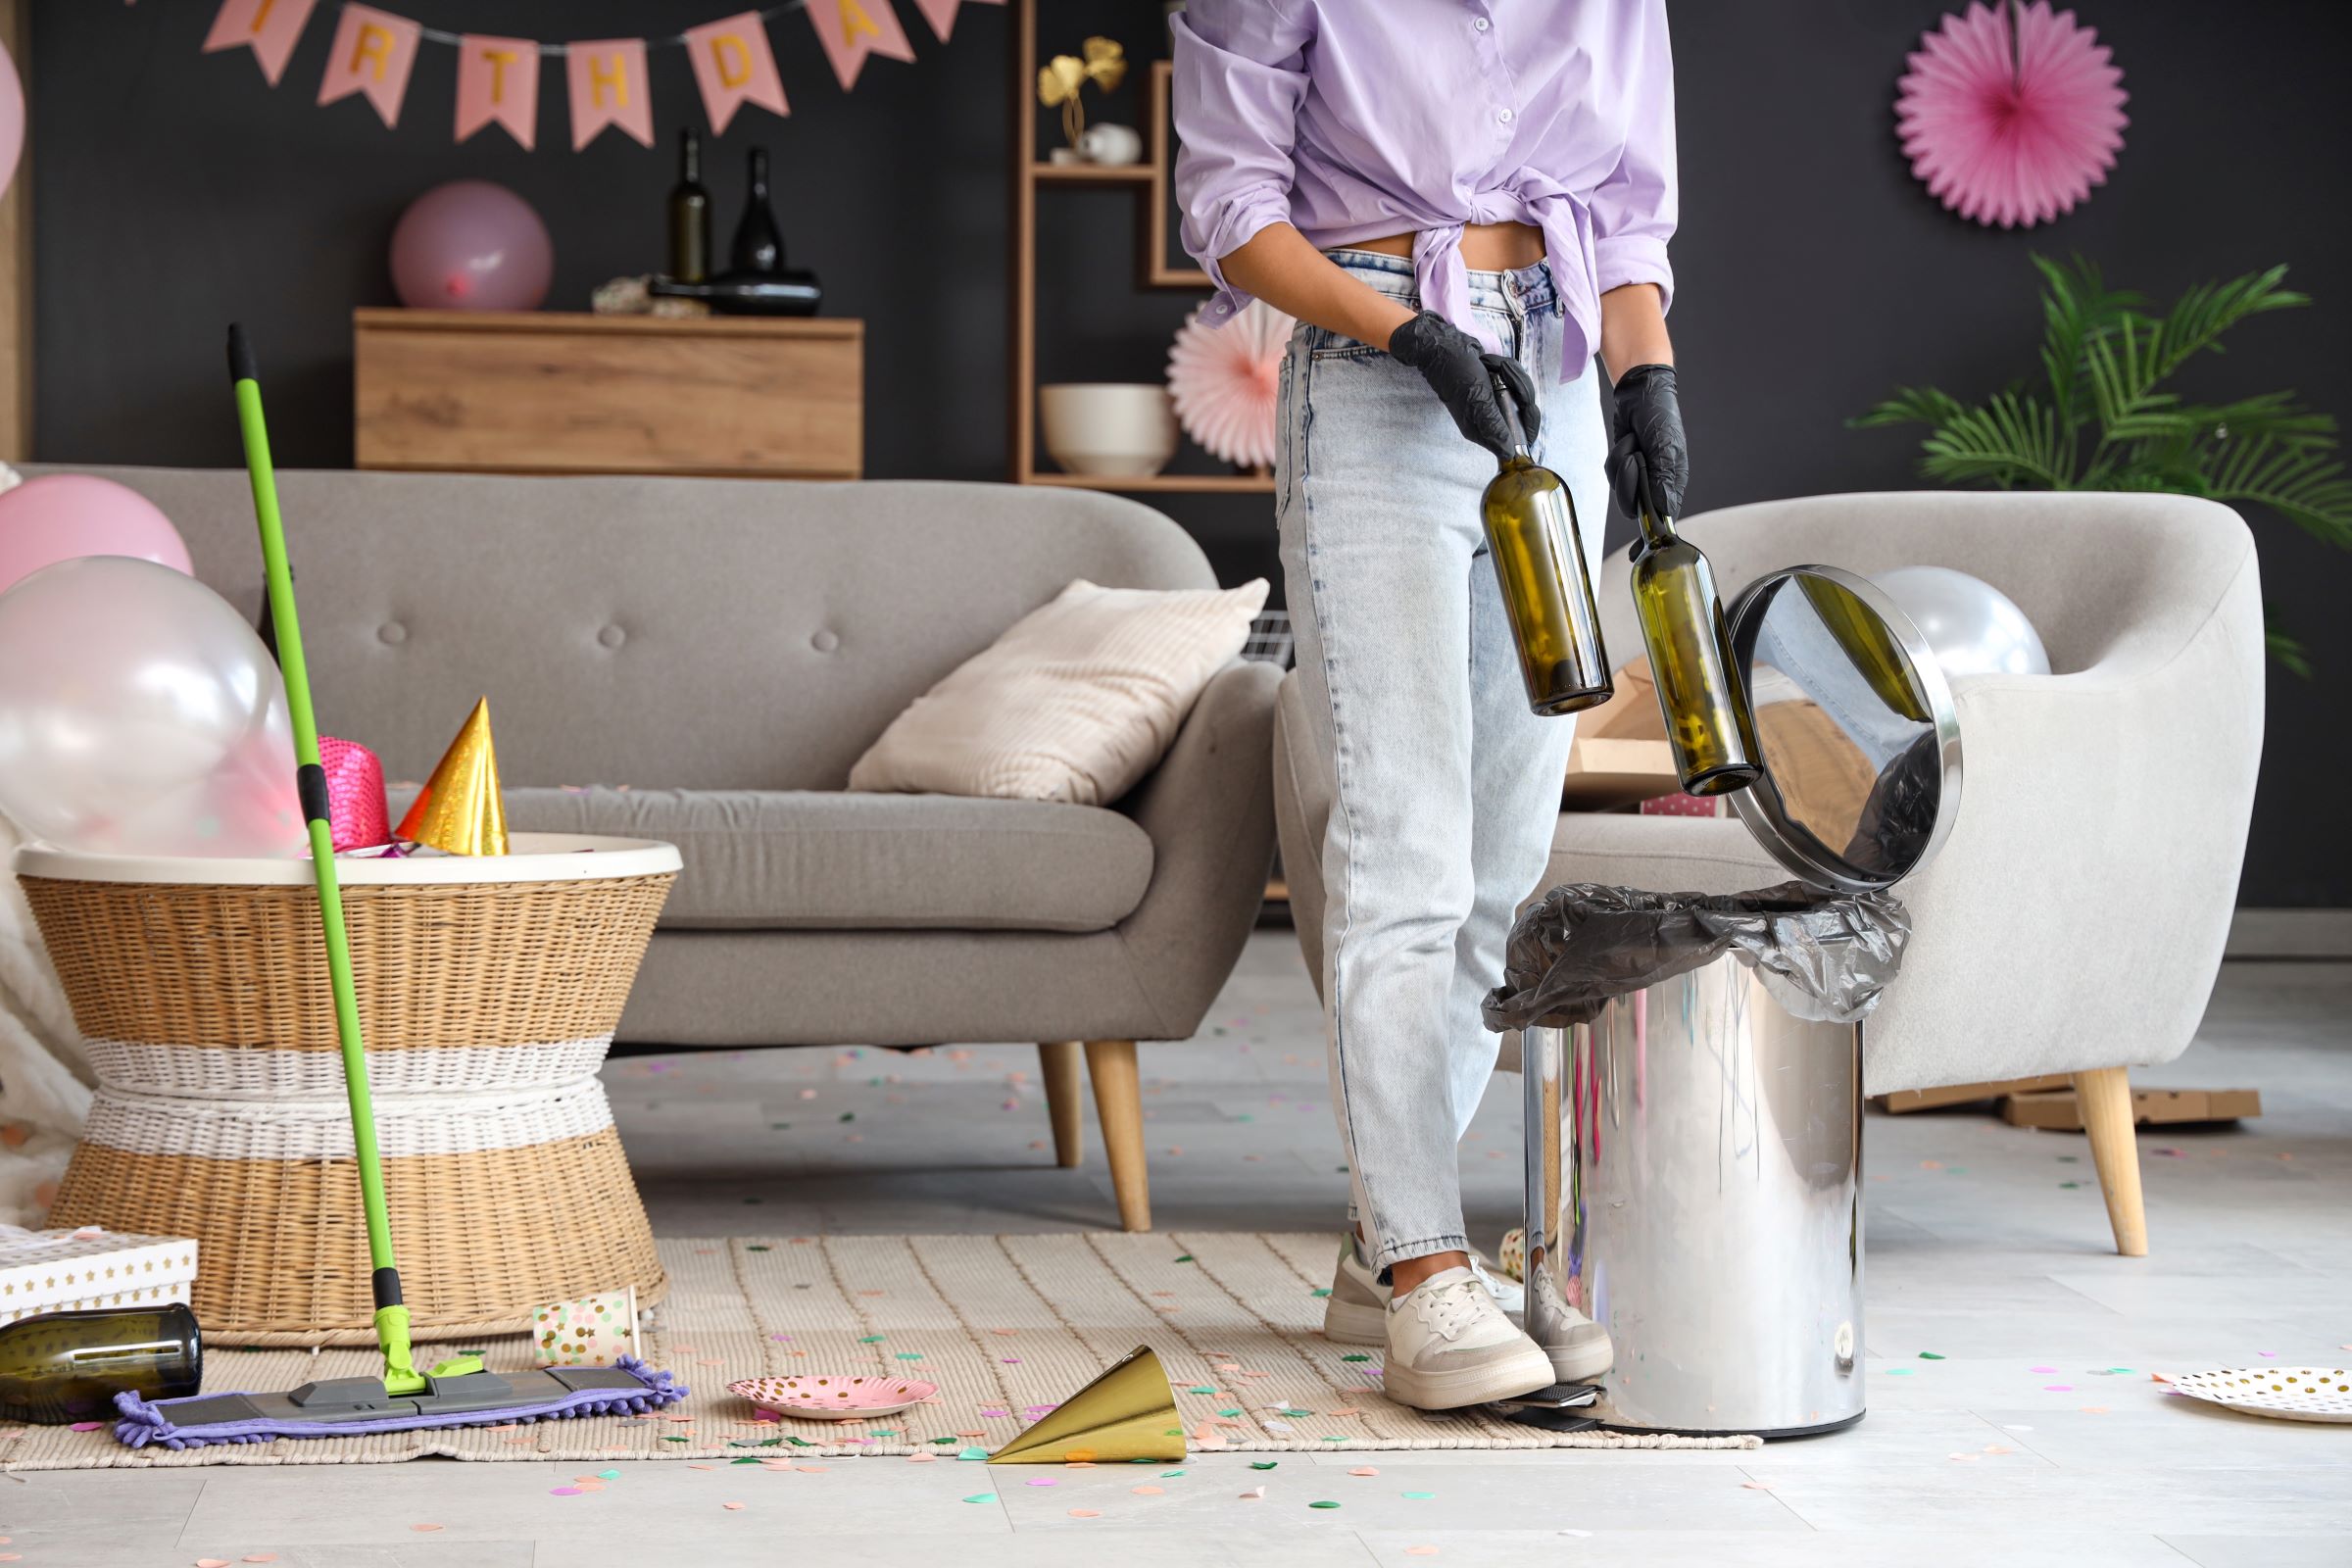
left=1562, top=659, right=1684, bottom=810
left=2000, top=1087, right=2263, bottom=1131
left=1874, top=1074, right=2075, bottom=1114
left=0, top=1227, right=199, bottom=1326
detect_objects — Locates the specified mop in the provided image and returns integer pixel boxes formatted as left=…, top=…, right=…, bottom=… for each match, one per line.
left=113, top=326, right=687, bottom=1448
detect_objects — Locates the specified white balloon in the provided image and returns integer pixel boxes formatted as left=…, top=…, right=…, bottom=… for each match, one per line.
left=0, top=556, right=306, bottom=857
left=1872, top=564, right=2051, bottom=679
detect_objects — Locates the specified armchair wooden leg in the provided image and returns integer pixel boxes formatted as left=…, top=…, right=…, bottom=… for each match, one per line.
left=1084, top=1039, right=1151, bottom=1233
left=2074, top=1066, right=2148, bottom=1256
left=1038, top=1041, right=1085, bottom=1168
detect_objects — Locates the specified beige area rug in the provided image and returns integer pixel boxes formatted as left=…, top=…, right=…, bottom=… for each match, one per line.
left=1, top=1233, right=1757, bottom=1469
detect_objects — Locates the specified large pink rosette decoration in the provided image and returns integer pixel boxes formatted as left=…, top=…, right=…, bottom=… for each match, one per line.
left=1896, top=2, right=2129, bottom=229
left=1166, top=301, right=1294, bottom=470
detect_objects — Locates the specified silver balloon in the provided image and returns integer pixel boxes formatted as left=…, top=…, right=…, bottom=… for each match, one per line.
left=0, top=556, right=306, bottom=857
left=1871, top=564, right=2051, bottom=679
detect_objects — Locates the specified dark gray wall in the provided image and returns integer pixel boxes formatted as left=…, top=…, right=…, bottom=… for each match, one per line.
left=29, top=1, right=2352, bottom=905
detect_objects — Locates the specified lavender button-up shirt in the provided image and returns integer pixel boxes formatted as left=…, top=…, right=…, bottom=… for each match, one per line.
left=1172, top=0, right=1677, bottom=379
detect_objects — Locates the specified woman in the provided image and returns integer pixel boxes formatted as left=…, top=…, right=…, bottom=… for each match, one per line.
left=1173, top=0, right=1690, bottom=1412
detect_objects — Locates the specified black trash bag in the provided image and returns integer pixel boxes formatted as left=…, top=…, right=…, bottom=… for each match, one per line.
left=1483, top=882, right=1911, bottom=1032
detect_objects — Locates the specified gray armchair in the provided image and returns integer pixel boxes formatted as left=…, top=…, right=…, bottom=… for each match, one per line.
left=65, top=467, right=1283, bottom=1235
left=1276, top=490, right=2265, bottom=1257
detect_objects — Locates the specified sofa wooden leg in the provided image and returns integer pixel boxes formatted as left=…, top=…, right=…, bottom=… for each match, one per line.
left=1038, top=1042, right=1085, bottom=1168
left=2074, top=1066, right=2148, bottom=1256
left=1084, top=1039, right=1151, bottom=1233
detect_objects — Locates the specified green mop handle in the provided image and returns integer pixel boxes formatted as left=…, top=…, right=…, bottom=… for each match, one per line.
left=228, top=324, right=424, bottom=1396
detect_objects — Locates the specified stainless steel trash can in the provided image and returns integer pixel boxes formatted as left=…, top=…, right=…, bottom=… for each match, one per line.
left=1511, top=564, right=1965, bottom=1438
left=1523, top=976, right=1864, bottom=1434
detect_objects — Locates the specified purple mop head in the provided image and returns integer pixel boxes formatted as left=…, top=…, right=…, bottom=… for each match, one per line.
left=114, top=1355, right=687, bottom=1450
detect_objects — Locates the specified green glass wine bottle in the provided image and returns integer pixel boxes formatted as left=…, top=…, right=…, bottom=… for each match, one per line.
left=1479, top=371, right=1612, bottom=716
left=0, top=1305, right=202, bottom=1424
left=1626, top=469, right=1761, bottom=795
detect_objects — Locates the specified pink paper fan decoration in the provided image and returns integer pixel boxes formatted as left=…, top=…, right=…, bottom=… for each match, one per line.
left=1166, top=300, right=1294, bottom=468
left=1896, top=1, right=2128, bottom=228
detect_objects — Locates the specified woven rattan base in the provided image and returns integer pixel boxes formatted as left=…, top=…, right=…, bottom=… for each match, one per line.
left=23, top=849, right=677, bottom=1348
left=51, top=1128, right=665, bottom=1346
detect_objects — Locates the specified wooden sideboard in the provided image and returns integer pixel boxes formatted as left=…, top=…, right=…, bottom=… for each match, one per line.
left=354, top=309, right=862, bottom=479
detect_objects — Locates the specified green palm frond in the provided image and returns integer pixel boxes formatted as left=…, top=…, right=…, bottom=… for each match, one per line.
left=2033, top=253, right=2141, bottom=431
left=2206, top=434, right=2352, bottom=550
left=1857, top=256, right=2342, bottom=671
left=1915, top=391, right=2069, bottom=490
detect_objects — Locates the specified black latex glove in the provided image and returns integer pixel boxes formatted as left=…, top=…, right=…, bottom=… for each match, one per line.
left=1605, top=363, right=1689, bottom=520
left=1387, top=310, right=1541, bottom=464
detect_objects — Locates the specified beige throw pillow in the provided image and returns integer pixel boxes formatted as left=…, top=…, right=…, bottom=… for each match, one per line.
left=848, top=577, right=1270, bottom=806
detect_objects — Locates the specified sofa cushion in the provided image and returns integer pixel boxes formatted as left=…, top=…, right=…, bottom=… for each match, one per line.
left=390, top=785, right=1156, bottom=933
left=848, top=577, right=1268, bottom=806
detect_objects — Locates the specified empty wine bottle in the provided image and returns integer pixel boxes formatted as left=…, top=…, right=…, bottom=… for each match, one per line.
left=1479, top=370, right=1612, bottom=716
left=730, top=147, right=785, bottom=276
left=1626, top=467, right=1762, bottom=795
left=668, top=128, right=712, bottom=283
left=0, top=1305, right=202, bottom=1424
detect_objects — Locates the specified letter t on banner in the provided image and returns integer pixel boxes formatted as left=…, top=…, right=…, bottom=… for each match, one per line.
left=317, top=4, right=421, bottom=127
left=807, top=0, right=916, bottom=91
left=683, top=13, right=789, bottom=133
left=456, top=35, right=539, bottom=149
left=910, top=0, right=1004, bottom=44
left=202, top=0, right=321, bottom=88
left=566, top=38, right=655, bottom=149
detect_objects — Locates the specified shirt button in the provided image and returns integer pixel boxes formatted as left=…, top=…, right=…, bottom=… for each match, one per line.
left=1497, top=107, right=1514, bottom=123
left=1474, top=17, right=1490, bottom=29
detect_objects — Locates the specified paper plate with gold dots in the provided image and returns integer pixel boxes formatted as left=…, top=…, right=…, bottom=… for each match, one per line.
left=728, top=1375, right=938, bottom=1422
left=2169, top=1367, right=2352, bottom=1424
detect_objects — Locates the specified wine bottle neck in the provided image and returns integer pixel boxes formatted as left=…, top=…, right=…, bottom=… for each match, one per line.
left=680, top=131, right=701, bottom=182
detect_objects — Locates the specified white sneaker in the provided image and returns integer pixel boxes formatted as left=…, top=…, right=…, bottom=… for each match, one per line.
left=1528, top=1269, right=1615, bottom=1383
left=1380, top=1267, right=1556, bottom=1411
left=1322, top=1237, right=1526, bottom=1347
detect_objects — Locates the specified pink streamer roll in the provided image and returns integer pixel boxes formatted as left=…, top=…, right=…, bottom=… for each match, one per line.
left=318, top=736, right=391, bottom=852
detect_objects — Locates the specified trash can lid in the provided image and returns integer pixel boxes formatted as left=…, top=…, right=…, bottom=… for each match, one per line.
left=1723, top=564, right=1962, bottom=895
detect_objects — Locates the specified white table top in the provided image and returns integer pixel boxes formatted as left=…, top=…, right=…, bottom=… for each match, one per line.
left=14, top=832, right=682, bottom=887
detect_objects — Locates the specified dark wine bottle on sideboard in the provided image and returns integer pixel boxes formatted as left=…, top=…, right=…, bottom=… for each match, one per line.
left=730, top=147, right=785, bottom=275
left=668, top=128, right=712, bottom=283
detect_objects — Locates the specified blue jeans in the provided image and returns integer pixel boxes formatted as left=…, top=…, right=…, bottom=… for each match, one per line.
left=1277, top=250, right=1611, bottom=1273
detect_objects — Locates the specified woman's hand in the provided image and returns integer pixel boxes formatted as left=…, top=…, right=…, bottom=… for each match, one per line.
left=1605, top=363, right=1688, bottom=521
left=1217, top=222, right=1534, bottom=460
left=1597, top=282, right=1685, bottom=520
left=1387, top=312, right=1541, bottom=463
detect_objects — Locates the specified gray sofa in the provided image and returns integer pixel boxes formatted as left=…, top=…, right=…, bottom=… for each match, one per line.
left=1276, top=490, right=2266, bottom=1257
left=56, top=467, right=1284, bottom=1232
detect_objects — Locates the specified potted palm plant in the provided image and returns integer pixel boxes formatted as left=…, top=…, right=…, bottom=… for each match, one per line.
left=1857, top=256, right=2351, bottom=671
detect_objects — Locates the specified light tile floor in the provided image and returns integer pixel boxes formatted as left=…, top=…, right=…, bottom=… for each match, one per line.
left=11, top=940, right=2349, bottom=1566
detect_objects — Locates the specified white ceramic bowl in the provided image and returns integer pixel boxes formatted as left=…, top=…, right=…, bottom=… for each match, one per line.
left=1040, top=383, right=1179, bottom=477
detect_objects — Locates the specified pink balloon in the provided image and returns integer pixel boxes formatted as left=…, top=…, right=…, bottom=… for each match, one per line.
left=0, top=42, right=20, bottom=205
left=0, top=474, right=192, bottom=596
left=390, top=179, right=554, bottom=312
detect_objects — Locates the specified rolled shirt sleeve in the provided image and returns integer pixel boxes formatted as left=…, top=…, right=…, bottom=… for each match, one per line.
left=1171, top=0, right=1311, bottom=323
left=1587, top=0, right=1677, bottom=312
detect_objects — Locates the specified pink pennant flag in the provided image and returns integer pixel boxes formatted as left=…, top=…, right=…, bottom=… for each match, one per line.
left=316, top=4, right=419, bottom=127
left=683, top=13, right=789, bottom=133
left=565, top=38, right=654, bottom=150
left=807, top=0, right=916, bottom=91
left=455, top=34, right=539, bottom=149
left=909, top=0, right=1003, bottom=44
left=202, top=0, right=320, bottom=87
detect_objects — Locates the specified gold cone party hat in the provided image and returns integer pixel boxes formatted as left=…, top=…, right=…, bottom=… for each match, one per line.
left=396, top=697, right=508, bottom=856
left=989, top=1345, right=1184, bottom=1464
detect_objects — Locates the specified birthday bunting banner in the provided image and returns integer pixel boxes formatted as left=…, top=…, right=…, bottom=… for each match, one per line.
left=179, top=0, right=995, bottom=149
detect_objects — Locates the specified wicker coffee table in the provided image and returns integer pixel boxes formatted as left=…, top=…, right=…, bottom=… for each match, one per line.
left=19, top=833, right=680, bottom=1348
